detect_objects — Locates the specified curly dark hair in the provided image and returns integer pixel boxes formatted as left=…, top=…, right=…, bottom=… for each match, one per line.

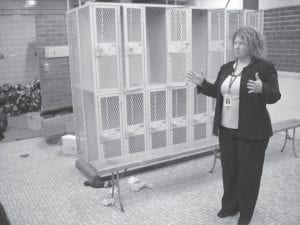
left=232, top=26, right=266, bottom=59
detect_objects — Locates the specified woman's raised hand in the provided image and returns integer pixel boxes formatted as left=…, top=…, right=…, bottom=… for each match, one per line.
left=247, top=72, right=263, bottom=93
left=187, top=70, right=205, bottom=86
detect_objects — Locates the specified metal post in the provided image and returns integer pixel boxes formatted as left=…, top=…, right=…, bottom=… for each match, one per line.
left=292, top=128, right=298, bottom=158
left=116, top=171, right=125, bottom=212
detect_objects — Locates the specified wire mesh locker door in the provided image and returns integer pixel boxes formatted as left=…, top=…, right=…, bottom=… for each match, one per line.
left=148, top=89, right=168, bottom=150
left=124, top=92, right=147, bottom=154
left=166, top=8, right=191, bottom=85
left=245, top=10, right=264, bottom=33
left=207, top=9, right=225, bottom=135
left=170, top=87, right=188, bottom=145
left=93, top=6, right=121, bottom=92
left=190, top=87, right=208, bottom=141
left=208, top=9, right=225, bottom=81
left=226, top=10, right=244, bottom=62
left=123, top=6, right=146, bottom=90
left=67, top=11, right=88, bottom=160
left=98, top=95, right=123, bottom=159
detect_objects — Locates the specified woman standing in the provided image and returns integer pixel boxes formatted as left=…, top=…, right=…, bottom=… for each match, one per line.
left=187, top=26, right=281, bottom=225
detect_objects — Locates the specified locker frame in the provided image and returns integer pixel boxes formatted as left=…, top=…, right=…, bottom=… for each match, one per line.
left=169, top=85, right=189, bottom=146
left=71, top=3, right=102, bottom=161
left=188, top=86, right=210, bottom=142
left=206, top=9, right=226, bottom=137
left=166, top=7, right=192, bottom=86
left=97, top=92, right=124, bottom=159
left=92, top=5, right=123, bottom=93
left=225, top=9, right=245, bottom=63
left=244, top=9, right=264, bottom=33
left=189, top=7, right=211, bottom=140
left=122, top=90, right=148, bottom=155
left=66, top=9, right=89, bottom=161
left=145, top=6, right=168, bottom=87
left=67, top=3, right=264, bottom=162
left=123, top=5, right=147, bottom=91
left=146, top=87, right=170, bottom=151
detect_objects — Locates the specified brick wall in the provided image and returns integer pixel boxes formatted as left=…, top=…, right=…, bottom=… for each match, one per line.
left=36, top=15, right=72, bottom=112
left=264, top=6, right=300, bottom=73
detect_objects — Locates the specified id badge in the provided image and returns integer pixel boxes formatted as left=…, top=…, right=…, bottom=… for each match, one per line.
left=224, top=93, right=232, bottom=107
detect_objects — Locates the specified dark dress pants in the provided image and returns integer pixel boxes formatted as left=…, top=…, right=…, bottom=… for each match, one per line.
left=0, top=201, right=11, bottom=225
left=219, top=126, right=269, bottom=220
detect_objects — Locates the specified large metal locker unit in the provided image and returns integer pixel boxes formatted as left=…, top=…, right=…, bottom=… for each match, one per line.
left=67, top=2, right=263, bottom=163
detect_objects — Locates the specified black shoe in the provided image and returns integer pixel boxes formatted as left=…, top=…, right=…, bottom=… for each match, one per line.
left=217, top=209, right=238, bottom=218
left=84, top=180, right=112, bottom=188
left=237, top=218, right=251, bottom=225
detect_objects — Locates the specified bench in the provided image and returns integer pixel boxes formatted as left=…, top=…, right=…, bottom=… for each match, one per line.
left=209, top=119, right=300, bottom=173
left=88, top=119, right=300, bottom=212
left=89, top=137, right=219, bottom=212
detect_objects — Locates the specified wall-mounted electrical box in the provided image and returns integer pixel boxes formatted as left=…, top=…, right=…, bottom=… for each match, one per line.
left=45, top=45, right=69, bottom=58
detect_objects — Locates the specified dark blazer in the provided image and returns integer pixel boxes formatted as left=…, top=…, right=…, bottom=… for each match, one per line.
left=197, top=57, right=281, bottom=140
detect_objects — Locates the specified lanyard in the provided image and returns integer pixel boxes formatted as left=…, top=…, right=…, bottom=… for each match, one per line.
left=227, top=62, right=242, bottom=93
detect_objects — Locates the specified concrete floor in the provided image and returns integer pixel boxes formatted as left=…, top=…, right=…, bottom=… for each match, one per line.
left=0, top=132, right=300, bottom=225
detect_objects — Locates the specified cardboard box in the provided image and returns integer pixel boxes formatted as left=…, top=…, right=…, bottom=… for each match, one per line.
left=41, top=114, right=74, bottom=143
left=61, top=134, right=77, bottom=156
left=26, top=112, right=42, bottom=130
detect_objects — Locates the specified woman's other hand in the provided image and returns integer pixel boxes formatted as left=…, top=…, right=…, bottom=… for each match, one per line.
left=247, top=73, right=263, bottom=93
left=187, top=70, right=205, bottom=87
